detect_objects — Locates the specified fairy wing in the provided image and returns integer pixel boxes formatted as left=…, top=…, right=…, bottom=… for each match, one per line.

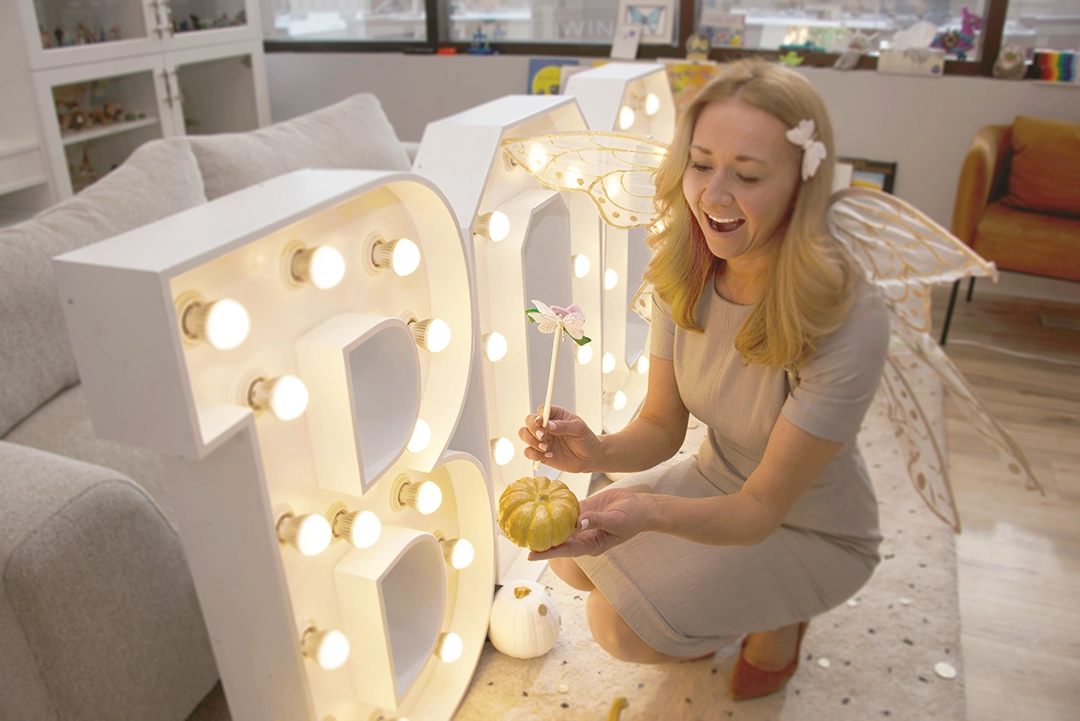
left=501, top=131, right=666, bottom=230
left=827, top=188, right=1044, bottom=531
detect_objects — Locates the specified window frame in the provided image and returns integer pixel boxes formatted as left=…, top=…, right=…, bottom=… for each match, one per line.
left=264, top=0, right=1020, bottom=78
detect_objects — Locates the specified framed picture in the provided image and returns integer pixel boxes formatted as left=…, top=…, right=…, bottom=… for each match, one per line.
left=837, top=157, right=897, bottom=194
left=616, top=0, right=676, bottom=46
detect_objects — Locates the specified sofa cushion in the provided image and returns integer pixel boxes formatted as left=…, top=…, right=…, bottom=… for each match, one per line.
left=2, top=384, right=174, bottom=525
left=0, top=139, right=206, bottom=438
left=1001, top=115, right=1080, bottom=218
left=972, top=201, right=1080, bottom=281
left=187, top=93, right=412, bottom=200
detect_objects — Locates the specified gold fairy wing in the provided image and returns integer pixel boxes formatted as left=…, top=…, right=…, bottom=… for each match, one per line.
left=891, top=321, right=1044, bottom=497
left=826, top=187, right=998, bottom=335
left=880, top=342, right=960, bottom=532
left=629, top=280, right=653, bottom=323
left=501, top=132, right=667, bottom=229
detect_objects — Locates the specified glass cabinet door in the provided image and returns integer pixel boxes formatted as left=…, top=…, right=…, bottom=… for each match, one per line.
left=164, top=41, right=269, bottom=136
left=19, top=0, right=166, bottom=70
left=159, top=0, right=261, bottom=52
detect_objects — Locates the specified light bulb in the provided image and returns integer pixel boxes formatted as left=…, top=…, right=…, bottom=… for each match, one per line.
left=645, top=92, right=661, bottom=116
left=636, top=356, right=650, bottom=374
left=613, top=391, right=627, bottom=411
left=291, top=244, right=345, bottom=289
left=181, top=297, right=250, bottom=350
left=483, top=332, right=508, bottom=362
left=619, top=106, right=635, bottom=130
left=408, top=418, right=432, bottom=452
left=248, top=375, right=309, bottom=421
left=372, top=238, right=422, bottom=277
left=604, top=174, right=621, bottom=200
left=411, top=317, right=451, bottom=353
left=602, top=353, right=616, bottom=374
left=476, top=211, right=511, bottom=242
left=605, top=268, right=619, bottom=290
left=435, top=632, right=464, bottom=663
left=301, top=627, right=351, bottom=671
left=397, top=479, right=443, bottom=515
left=576, top=344, right=593, bottom=365
left=529, top=142, right=548, bottom=169
left=277, top=512, right=332, bottom=556
left=572, top=254, right=591, bottom=278
left=440, top=536, right=475, bottom=570
left=333, top=509, right=381, bottom=549
left=491, top=437, right=514, bottom=466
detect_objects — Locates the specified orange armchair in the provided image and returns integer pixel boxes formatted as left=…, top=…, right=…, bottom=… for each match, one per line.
left=940, top=117, right=1080, bottom=344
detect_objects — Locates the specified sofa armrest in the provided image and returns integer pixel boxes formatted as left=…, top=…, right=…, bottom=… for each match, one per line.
left=0, top=441, right=217, bottom=721
left=951, top=124, right=1011, bottom=245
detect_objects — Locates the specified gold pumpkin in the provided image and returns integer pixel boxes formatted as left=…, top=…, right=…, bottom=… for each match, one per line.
left=498, top=476, right=580, bottom=552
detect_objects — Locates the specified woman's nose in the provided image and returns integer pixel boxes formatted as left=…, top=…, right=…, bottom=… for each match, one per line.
left=703, top=177, right=734, bottom=207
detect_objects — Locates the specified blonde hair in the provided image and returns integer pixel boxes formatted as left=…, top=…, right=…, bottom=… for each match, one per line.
left=643, top=59, right=856, bottom=370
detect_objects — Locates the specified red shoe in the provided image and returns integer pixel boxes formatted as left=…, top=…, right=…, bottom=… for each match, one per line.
left=728, top=621, right=809, bottom=701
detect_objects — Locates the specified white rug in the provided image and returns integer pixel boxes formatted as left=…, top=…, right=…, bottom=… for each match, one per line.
left=454, top=359, right=966, bottom=721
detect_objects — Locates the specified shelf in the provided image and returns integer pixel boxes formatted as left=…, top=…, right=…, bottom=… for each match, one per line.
left=60, top=117, right=158, bottom=146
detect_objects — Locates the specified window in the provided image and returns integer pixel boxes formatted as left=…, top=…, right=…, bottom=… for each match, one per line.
left=1004, top=0, right=1080, bottom=51
left=271, top=0, right=428, bottom=42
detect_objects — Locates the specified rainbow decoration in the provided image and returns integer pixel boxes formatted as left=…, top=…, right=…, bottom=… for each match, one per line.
left=1033, top=50, right=1079, bottom=82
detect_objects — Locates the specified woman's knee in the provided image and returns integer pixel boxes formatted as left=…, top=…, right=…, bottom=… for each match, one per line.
left=586, top=590, right=662, bottom=663
left=548, top=557, right=595, bottom=591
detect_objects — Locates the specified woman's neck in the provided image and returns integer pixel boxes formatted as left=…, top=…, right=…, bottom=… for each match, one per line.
left=716, top=254, right=771, bottom=306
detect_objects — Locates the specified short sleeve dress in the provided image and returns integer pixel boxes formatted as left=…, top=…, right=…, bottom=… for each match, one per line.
left=574, top=269, right=891, bottom=658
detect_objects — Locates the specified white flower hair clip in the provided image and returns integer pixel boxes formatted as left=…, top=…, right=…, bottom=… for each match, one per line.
left=786, top=119, right=828, bottom=182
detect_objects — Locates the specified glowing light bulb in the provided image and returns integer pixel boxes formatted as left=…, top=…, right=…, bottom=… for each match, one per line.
left=602, top=353, right=616, bottom=374
left=476, top=211, right=511, bottom=242
left=372, top=238, right=422, bottom=277
left=435, top=632, right=464, bottom=663
left=645, top=93, right=661, bottom=116
left=529, top=142, right=549, bottom=169
left=291, top=244, right=345, bottom=289
left=277, top=512, right=332, bottom=556
left=572, top=254, right=591, bottom=278
left=576, top=344, right=593, bottom=365
left=613, top=391, right=628, bottom=411
left=491, top=437, right=514, bottom=466
left=332, top=508, right=381, bottom=549
left=408, top=418, right=431, bottom=453
left=483, top=332, right=508, bottom=362
left=248, top=375, right=309, bottom=421
left=440, top=536, right=475, bottom=570
left=619, top=106, right=635, bottom=130
left=605, top=268, right=619, bottom=290
left=181, top=297, right=250, bottom=350
left=398, top=479, right=443, bottom=515
left=636, top=356, right=650, bottom=374
left=301, top=627, right=351, bottom=671
left=411, top=317, right=451, bottom=353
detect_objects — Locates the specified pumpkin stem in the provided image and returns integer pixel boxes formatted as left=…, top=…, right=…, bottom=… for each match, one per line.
left=514, top=586, right=532, bottom=599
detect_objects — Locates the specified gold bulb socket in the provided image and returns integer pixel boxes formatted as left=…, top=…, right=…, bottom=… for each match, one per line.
left=370, top=238, right=395, bottom=270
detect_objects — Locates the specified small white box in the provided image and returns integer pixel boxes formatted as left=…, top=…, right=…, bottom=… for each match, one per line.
left=877, top=48, right=946, bottom=77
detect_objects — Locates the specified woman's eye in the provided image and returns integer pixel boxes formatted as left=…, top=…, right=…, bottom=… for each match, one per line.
left=737, top=174, right=760, bottom=184
left=691, top=162, right=711, bottom=172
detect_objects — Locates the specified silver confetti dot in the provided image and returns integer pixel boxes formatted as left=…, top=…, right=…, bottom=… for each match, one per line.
left=558, top=684, right=569, bottom=694
left=934, top=661, right=957, bottom=680
left=846, top=599, right=859, bottom=608
left=900, top=598, right=912, bottom=606
left=817, top=657, right=831, bottom=668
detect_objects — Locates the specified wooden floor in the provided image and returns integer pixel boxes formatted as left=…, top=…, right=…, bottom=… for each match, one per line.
left=930, top=283, right=1080, bottom=721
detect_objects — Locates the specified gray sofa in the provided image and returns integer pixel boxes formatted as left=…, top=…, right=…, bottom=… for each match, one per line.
left=0, top=94, right=412, bottom=721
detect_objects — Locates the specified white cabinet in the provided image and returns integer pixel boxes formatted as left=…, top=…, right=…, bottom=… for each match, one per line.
left=1, top=0, right=269, bottom=211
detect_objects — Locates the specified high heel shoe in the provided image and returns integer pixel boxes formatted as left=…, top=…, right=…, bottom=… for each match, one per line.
left=728, top=621, right=809, bottom=701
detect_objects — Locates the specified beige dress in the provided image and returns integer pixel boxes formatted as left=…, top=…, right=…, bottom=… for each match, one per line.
left=575, top=270, right=891, bottom=658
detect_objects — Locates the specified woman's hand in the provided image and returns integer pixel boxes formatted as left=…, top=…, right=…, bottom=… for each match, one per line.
left=519, top=404, right=603, bottom=473
left=527, top=487, right=651, bottom=560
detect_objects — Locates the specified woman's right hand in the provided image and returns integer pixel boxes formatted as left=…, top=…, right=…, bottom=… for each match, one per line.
left=519, top=404, right=603, bottom=473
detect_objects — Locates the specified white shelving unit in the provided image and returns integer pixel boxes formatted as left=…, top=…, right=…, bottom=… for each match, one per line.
left=1, top=0, right=269, bottom=211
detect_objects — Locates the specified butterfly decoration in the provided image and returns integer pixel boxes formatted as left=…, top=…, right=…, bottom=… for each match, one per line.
left=500, top=131, right=1045, bottom=533
left=627, top=6, right=665, bottom=35
left=785, top=119, right=828, bottom=182
left=526, top=300, right=591, bottom=346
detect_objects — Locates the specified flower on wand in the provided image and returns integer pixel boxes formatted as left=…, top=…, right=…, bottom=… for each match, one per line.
left=525, top=300, right=591, bottom=345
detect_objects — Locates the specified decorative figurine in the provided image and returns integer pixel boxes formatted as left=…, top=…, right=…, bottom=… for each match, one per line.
left=932, top=6, right=981, bottom=61
left=467, top=24, right=494, bottom=54
left=685, top=32, right=710, bottom=61
left=993, top=45, right=1027, bottom=79
left=833, top=32, right=877, bottom=71
left=777, top=51, right=805, bottom=67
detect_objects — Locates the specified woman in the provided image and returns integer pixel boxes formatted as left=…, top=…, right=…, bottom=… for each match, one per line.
left=517, top=59, right=890, bottom=700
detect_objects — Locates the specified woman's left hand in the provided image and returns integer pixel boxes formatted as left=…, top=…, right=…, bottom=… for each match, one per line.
left=527, top=487, right=651, bottom=560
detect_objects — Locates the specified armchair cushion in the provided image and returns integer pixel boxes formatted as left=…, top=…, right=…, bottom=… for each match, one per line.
left=972, top=201, right=1080, bottom=281
left=1001, top=115, right=1080, bottom=218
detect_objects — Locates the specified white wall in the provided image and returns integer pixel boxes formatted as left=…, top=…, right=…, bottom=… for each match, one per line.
left=265, top=53, right=1080, bottom=302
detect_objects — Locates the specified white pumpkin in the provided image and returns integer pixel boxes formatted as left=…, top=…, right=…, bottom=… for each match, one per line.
left=488, top=580, right=561, bottom=659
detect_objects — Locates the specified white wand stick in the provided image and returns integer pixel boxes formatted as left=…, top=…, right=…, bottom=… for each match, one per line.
left=535, top=329, right=561, bottom=474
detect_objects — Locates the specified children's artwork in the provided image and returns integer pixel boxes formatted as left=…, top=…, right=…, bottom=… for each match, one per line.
left=838, top=157, right=897, bottom=194
left=699, top=10, right=745, bottom=48
left=528, top=58, right=579, bottom=95
left=664, top=61, right=723, bottom=121
left=610, top=24, right=642, bottom=60
left=616, top=0, right=675, bottom=45
left=685, top=32, right=710, bottom=61
left=1032, top=49, right=1078, bottom=82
